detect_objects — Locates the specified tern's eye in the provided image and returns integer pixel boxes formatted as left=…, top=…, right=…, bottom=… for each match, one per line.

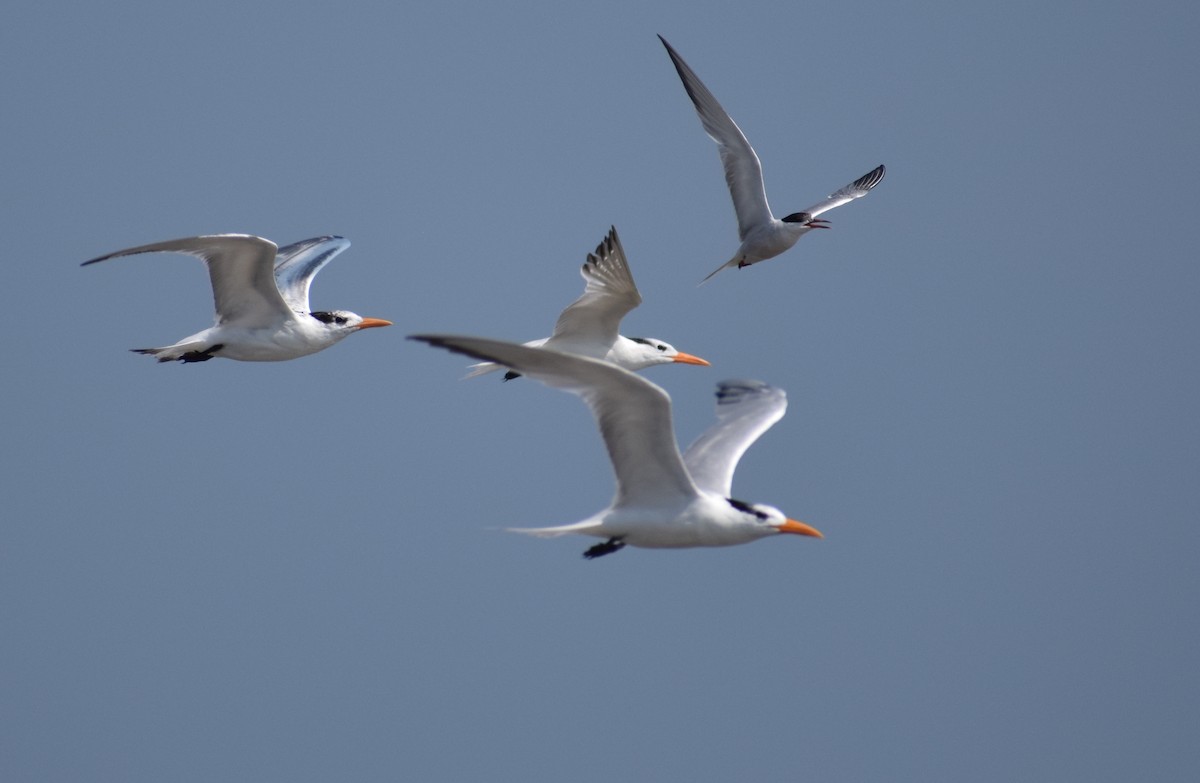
left=656, top=344, right=666, bottom=352
left=311, top=311, right=348, bottom=326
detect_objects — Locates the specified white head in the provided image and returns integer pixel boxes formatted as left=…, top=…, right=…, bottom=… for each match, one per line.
left=309, top=310, right=393, bottom=342
left=621, top=336, right=711, bottom=371
left=726, top=498, right=824, bottom=540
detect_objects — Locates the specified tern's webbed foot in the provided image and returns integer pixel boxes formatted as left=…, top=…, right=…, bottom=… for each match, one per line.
left=502, top=370, right=522, bottom=381
left=583, top=538, right=626, bottom=559
left=177, top=344, right=224, bottom=363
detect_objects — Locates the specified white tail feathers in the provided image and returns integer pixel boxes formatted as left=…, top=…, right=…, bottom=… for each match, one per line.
left=700, top=255, right=741, bottom=284
left=462, top=337, right=549, bottom=378
left=505, top=521, right=605, bottom=538
left=130, top=340, right=219, bottom=363
left=462, top=361, right=503, bottom=379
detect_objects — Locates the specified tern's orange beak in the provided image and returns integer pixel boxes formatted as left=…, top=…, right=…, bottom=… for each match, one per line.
left=775, top=518, right=823, bottom=539
left=356, top=318, right=393, bottom=330
left=672, top=351, right=711, bottom=367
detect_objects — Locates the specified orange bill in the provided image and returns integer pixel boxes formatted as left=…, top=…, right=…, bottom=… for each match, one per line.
left=672, top=351, right=711, bottom=366
left=356, top=318, right=393, bottom=330
left=775, top=518, right=823, bottom=538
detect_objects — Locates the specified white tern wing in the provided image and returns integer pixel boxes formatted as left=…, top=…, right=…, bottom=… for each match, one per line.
left=803, top=164, right=886, bottom=219
left=548, top=226, right=641, bottom=347
left=682, top=379, right=787, bottom=497
left=273, top=235, right=351, bottom=313
left=413, top=334, right=699, bottom=507
left=83, top=234, right=291, bottom=328
left=659, top=35, right=774, bottom=241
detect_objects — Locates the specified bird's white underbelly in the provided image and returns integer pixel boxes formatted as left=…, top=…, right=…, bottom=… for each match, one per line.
left=739, top=223, right=809, bottom=265
left=183, top=322, right=332, bottom=361
left=601, top=503, right=766, bottom=549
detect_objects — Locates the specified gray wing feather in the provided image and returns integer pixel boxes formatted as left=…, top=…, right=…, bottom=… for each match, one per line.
left=803, top=164, right=886, bottom=218
left=273, top=236, right=351, bottom=313
left=549, top=226, right=641, bottom=346
left=412, top=334, right=699, bottom=507
left=82, top=234, right=291, bottom=327
left=660, top=35, right=774, bottom=240
left=682, top=380, right=787, bottom=497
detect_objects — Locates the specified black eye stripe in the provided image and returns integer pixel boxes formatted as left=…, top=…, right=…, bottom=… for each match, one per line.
left=311, top=311, right=348, bottom=325
left=727, top=497, right=768, bottom=520
left=630, top=337, right=668, bottom=352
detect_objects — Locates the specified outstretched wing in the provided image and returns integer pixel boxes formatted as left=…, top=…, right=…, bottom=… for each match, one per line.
left=82, top=234, right=291, bottom=327
left=659, top=35, right=774, bottom=240
left=803, top=164, right=886, bottom=219
left=413, top=334, right=700, bottom=508
left=682, top=379, right=787, bottom=497
left=467, top=228, right=641, bottom=379
left=548, top=226, right=641, bottom=347
left=273, top=235, right=351, bottom=313
left=462, top=337, right=549, bottom=379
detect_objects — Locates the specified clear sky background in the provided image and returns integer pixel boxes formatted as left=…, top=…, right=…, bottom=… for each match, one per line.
left=3, top=1, right=1198, bottom=780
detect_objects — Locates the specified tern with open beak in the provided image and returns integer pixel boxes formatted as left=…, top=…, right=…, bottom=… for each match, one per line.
left=659, top=35, right=885, bottom=282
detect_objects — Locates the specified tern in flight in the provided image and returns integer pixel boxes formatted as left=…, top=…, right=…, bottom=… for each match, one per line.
left=464, top=226, right=709, bottom=380
left=414, top=333, right=822, bottom=558
left=659, top=35, right=885, bottom=282
left=83, top=234, right=392, bottom=362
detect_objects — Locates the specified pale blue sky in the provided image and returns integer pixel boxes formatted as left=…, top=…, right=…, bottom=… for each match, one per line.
left=3, top=1, right=1199, bottom=781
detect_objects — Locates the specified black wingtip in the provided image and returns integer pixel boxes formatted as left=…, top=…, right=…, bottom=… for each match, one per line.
left=856, top=164, right=886, bottom=191
left=594, top=226, right=618, bottom=259
left=657, top=34, right=681, bottom=62
left=409, top=334, right=492, bottom=366
left=408, top=334, right=449, bottom=355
